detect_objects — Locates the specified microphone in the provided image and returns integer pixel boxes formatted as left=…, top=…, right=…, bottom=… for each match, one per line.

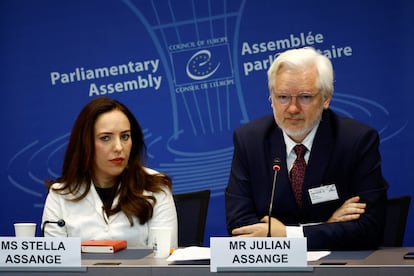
left=41, top=219, right=65, bottom=237
left=267, top=158, right=281, bottom=237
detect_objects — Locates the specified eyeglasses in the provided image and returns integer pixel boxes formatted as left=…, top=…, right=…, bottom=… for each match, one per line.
left=271, top=92, right=319, bottom=106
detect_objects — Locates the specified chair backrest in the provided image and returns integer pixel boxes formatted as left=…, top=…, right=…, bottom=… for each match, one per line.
left=173, top=189, right=211, bottom=247
left=382, top=195, right=411, bottom=247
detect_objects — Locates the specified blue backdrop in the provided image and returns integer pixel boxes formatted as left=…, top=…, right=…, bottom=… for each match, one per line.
left=1, top=0, right=413, bottom=246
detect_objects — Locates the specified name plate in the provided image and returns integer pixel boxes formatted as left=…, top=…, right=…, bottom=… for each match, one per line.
left=0, top=237, right=81, bottom=269
left=210, top=237, right=308, bottom=272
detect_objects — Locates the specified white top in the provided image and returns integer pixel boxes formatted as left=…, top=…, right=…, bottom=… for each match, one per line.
left=41, top=168, right=178, bottom=249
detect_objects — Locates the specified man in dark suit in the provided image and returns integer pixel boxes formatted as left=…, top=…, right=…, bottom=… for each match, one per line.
left=225, top=47, right=388, bottom=250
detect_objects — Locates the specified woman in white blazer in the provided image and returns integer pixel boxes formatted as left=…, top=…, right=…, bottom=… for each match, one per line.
left=42, top=97, right=177, bottom=249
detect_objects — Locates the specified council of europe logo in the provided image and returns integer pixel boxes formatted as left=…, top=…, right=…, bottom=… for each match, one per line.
left=171, top=43, right=233, bottom=86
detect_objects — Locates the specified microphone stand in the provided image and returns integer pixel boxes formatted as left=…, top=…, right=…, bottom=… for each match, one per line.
left=267, top=159, right=281, bottom=237
left=41, top=219, right=66, bottom=237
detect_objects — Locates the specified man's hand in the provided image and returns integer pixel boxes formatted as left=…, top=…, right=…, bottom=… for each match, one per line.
left=231, top=216, right=286, bottom=237
left=328, top=196, right=366, bottom=222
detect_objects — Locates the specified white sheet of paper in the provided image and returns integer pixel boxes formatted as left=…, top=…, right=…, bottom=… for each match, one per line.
left=167, top=246, right=210, bottom=261
left=307, top=251, right=331, bottom=261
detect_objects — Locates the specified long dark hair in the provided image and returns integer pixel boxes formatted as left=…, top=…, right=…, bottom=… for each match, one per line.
left=46, top=97, right=172, bottom=225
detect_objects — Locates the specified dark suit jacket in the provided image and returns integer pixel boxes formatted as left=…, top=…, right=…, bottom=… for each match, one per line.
left=225, top=109, right=388, bottom=250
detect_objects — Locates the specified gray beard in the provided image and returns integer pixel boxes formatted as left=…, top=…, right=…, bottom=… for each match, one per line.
left=275, top=111, right=323, bottom=141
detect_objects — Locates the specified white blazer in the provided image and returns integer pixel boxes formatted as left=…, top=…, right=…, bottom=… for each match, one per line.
left=41, top=169, right=178, bottom=249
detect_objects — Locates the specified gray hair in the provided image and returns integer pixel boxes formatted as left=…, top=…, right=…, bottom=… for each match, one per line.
left=267, top=47, right=334, bottom=97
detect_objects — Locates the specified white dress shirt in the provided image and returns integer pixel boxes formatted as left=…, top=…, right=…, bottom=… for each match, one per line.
left=282, top=124, right=320, bottom=238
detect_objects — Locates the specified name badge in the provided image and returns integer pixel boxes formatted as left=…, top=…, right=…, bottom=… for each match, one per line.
left=308, top=184, right=339, bottom=204
left=210, top=237, right=309, bottom=272
left=0, top=237, right=81, bottom=269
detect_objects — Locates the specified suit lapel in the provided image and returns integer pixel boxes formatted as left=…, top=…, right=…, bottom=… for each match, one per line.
left=266, top=123, right=287, bottom=181
left=87, top=184, right=107, bottom=220
left=303, top=110, right=335, bottom=206
left=266, top=124, right=299, bottom=212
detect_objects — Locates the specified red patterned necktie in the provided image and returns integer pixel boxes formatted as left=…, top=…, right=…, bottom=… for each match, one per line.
left=290, top=144, right=307, bottom=207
